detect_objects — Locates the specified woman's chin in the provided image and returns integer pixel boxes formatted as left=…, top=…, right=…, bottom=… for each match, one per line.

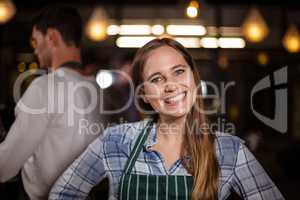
left=159, top=109, right=189, bottom=119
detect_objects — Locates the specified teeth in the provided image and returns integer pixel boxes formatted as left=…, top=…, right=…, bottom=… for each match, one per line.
left=165, top=92, right=186, bottom=103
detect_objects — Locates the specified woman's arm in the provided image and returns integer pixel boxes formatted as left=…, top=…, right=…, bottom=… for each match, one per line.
left=231, top=143, right=285, bottom=200
left=49, top=135, right=107, bottom=200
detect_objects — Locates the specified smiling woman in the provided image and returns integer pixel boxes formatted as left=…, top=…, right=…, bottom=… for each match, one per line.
left=49, top=38, right=285, bottom=200
left=141, top=46, right=197, bottom=119
left=131, top=39, right=219, bottom=200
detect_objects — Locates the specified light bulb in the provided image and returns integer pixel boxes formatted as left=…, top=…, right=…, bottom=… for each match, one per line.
left=282, top=25, right=300, bottom=53
left=85, top=7, right=108, bottom=41
left=0, top=0, right=16, bottom=24
left=186, top=1, right=199, bottom=18
left=242, top=8, right=269, bottom=42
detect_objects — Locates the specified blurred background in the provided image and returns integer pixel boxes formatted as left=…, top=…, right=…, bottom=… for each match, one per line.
left=0, top=0, right=299, bottom=199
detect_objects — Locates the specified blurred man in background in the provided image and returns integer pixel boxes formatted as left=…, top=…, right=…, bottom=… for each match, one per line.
left=0, top=6, right=102, bottom=200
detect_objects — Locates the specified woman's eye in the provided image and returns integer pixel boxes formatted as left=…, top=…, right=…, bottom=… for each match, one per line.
left=150, top=76, right=162, bottom=83
left=174, top=68, right=185, bottom=75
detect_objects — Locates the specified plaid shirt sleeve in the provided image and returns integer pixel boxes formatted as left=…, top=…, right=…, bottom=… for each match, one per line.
left=49, top=135, right=107, bottom=200
left=231, top=143, right=285, bottom=200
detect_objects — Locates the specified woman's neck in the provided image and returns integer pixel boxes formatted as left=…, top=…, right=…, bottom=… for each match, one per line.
left=157, top=115, right=186, bottom=143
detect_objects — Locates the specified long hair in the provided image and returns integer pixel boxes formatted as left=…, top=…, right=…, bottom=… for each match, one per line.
left=132, top=38, right=220, bottom=200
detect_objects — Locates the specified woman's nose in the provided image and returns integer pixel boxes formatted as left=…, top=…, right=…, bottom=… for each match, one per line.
left=164, top=82, right=178, bottom=93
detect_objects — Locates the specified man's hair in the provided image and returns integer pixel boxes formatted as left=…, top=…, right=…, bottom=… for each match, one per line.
left=33, top=5, right=82, bottom=47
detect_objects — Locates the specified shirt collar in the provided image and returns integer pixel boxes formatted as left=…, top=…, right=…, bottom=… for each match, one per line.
left=141, top=121, right=191, bottom=159
left=143, top=121, right=158, bottom=151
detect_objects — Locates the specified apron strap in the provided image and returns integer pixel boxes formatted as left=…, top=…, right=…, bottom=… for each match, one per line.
left=123, top=119, right=154, bottom=174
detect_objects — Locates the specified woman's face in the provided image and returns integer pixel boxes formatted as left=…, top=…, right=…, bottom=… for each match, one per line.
left=142, top=46, right=197, bottom=119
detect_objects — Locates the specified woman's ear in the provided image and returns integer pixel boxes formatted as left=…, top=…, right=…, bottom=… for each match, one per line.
left=139, top=87, right=149, bottom=103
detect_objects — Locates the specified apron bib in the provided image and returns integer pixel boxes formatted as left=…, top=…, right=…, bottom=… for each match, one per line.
left=118, top=120, right=193, bottom=200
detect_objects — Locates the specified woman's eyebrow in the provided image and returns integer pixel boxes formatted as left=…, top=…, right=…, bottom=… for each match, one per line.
left=171, top=64, right=186, bottom=70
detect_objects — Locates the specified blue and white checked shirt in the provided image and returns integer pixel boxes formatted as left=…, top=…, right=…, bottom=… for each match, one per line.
left=49, top=119, right=284, bottom=200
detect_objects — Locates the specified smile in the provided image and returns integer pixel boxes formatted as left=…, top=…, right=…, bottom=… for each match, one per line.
left=164, top=92, right=187, bottom=104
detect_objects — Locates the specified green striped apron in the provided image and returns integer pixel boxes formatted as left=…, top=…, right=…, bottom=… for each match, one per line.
left=118, top=120, right=193, bottom=200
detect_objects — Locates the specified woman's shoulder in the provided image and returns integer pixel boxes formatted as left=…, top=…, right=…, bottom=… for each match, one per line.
left=214, top=131, right=245, bottom=167
left=101, top=118, right=152, bottom=144
left=214, top=131, right=245, bottom=153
